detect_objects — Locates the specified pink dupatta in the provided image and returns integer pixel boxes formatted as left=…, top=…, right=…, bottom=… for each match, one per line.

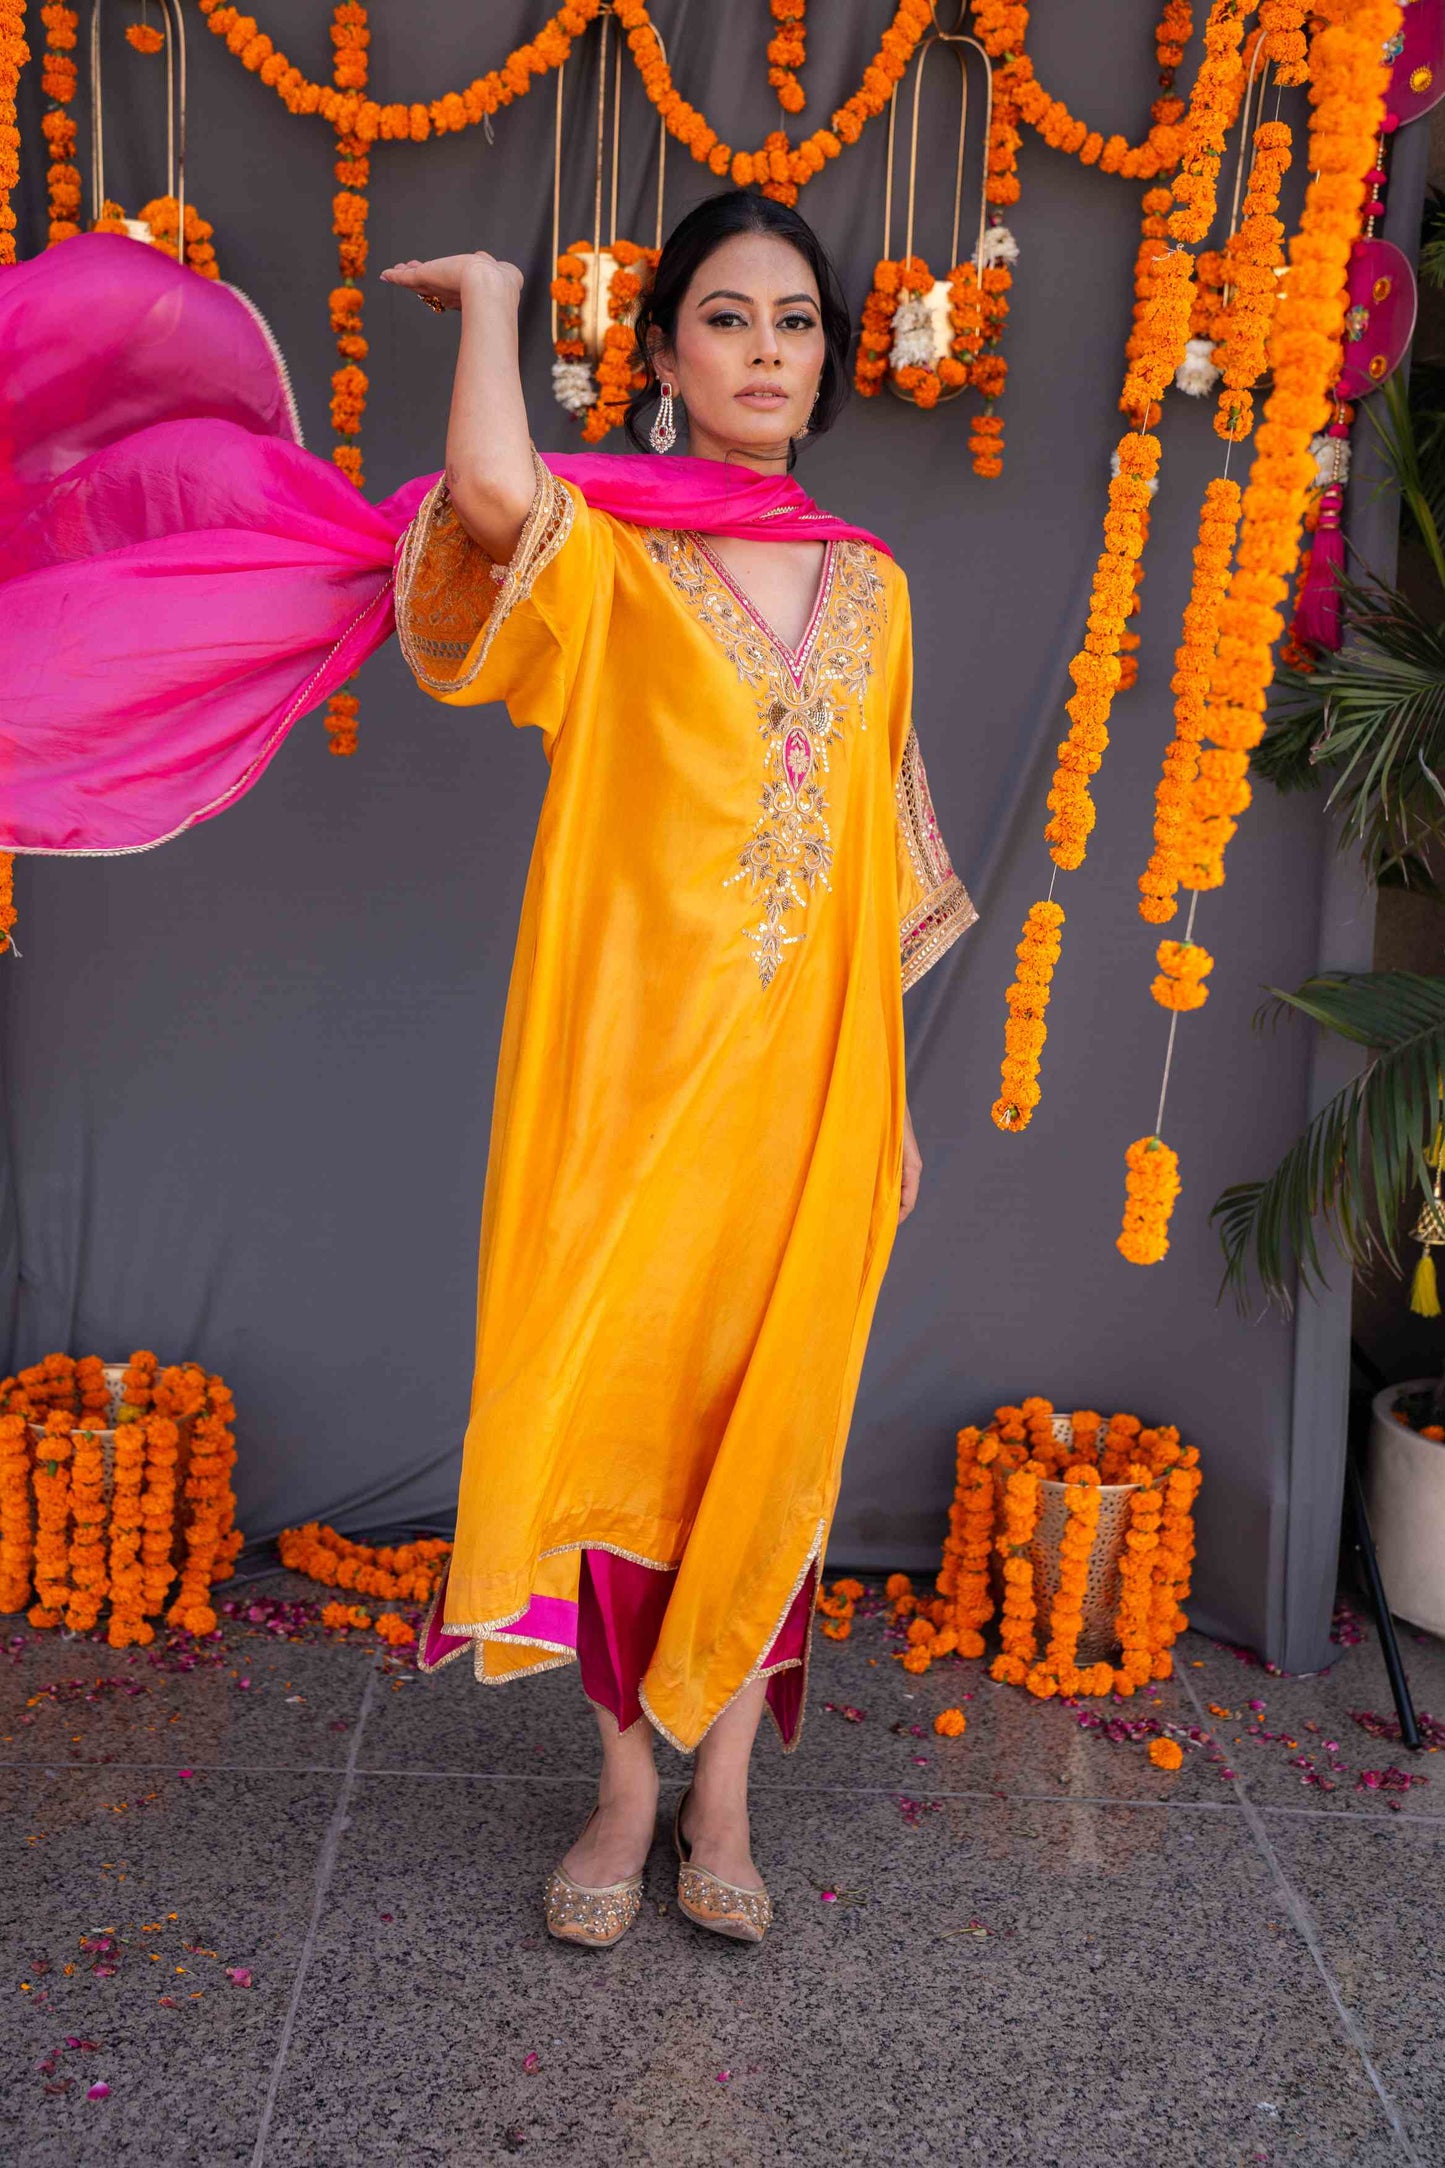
left=0, top=235, right=891, bottom=857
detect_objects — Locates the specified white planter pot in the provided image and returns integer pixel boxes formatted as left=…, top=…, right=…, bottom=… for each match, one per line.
left=1366, top=1381, right=1445, bottom=1637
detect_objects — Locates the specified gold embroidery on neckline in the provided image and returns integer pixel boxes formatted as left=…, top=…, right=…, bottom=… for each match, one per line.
left=643, top=530, right=886, bottom=988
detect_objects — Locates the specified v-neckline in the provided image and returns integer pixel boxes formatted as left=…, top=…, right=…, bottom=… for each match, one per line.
left=689, top=532, right=837, bottom=686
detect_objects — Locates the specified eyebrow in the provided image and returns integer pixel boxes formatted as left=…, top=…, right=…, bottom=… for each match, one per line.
left=695, top=289, right=819, bottom=309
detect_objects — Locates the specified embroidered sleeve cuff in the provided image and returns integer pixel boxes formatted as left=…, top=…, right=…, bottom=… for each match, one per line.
left=393, top=443, right=575, bottom=697
left=895, top=721, right=978, bottom=992
left=901, top=875, right=979, bottom=992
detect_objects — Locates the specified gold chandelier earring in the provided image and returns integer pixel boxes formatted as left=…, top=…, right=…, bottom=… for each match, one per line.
left=649, top=379, right=678, bottom=454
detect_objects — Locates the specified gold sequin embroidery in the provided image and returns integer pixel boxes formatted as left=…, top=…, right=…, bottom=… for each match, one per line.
left=393, top=443, right=574, bottom=695
left=643, top=530, right=886, bottom=987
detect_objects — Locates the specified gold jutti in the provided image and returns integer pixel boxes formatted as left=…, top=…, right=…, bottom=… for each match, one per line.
left=395, top=447, right=977, bottom=1750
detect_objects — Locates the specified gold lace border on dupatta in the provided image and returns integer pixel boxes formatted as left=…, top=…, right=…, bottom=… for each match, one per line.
left=393, top=442, right=574, bottom=696
left=897, top=721, right=978, bottom=992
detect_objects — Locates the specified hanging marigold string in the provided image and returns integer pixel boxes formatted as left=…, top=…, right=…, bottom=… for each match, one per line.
left=0, top=0, right=26, bottom=267
left=126, top=11, right=164, bottom=53
left=0, top=5, right=21, bottom=957
left=992, top=898, right=1064, bottom=1133
left=40, top=3, right=80, bottom=243
left=1138, top=476, right=1242, bottom=921
left=1210, top=116, right=1293, bottom=442
left=1117, top=1135, right=1183, bottom=1264
left=1121, top=73, right=1302, bottom=1266
left=324, top=1, right=370, bottom=756
left=1151, top=938, right=1214, bottom=1008
left=1258, top=0, right=1310, bottom=84
left=1188, top=0, right=1398, bottom=893
left=767, top=0, right=806, bottom=115
left=1165, top=0, right=1247, bottom=244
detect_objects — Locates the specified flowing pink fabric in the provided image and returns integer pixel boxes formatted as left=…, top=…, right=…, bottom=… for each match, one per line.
left=0, top=235, right=891, bottom=857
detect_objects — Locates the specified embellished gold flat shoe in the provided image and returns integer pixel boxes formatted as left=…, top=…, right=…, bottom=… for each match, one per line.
left=543, top=1809, right=644, bottom=1949
left=672, top=1786, right=772, bottom=1944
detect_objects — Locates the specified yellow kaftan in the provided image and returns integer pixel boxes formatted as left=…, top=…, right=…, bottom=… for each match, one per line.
left=394, top=444, right=977, bottom=1751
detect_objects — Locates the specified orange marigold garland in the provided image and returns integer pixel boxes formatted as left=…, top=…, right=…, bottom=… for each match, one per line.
left=767, top=1, right=806, bottom=115
left=137, top=195, right=221, bottom=277
left=0, top=848, right=15, bottom=955
left=41, top=3, right=80, bottom=245
left=1210, top=118, right=1293, bottom=441
left=1258, top=0, right=1310, bottom=85
left=196, top=0, right=604, bottom=142
left=28, top=1409, right=74, bottom=1628
left=989, top=1458, right=1041, bottom=1684
left=1165, top=0, right=1248, bottom=245
left=616, top=0, right=932, bottom=204
left=0, top=1410, right=32, bottom=1612
left=278, top=1519, right=451, bottom=1603
left=918, top=1400, right=1204, bottom=1696
left=1138, top=478, right=1242, bottom=921
left=126, top=13, right=164, bottom=53
left=1117, top=1135, right=1182, bottom=1264
left=0, top=1354, right=244, bottom=1635
left=992, top=898, right=1063, bottom=1133
left=1152, top=938, right=1214, bottom=1009
left=0, top=0, right=27, bottom=268
left=972, top=0, right=1188, bottom=182
left=323, top=3, right=370, bottom=754
left=1043, top=430, right=1162, bottom=873
left=1189, top=0, right=1399, bottom=890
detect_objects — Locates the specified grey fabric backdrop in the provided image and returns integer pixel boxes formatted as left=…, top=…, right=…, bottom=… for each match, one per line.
left=2, top=4, right=1426, bottom=1667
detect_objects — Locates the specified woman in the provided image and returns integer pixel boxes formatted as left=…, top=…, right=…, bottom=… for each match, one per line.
left=379, top=191, right=977, bottom=1947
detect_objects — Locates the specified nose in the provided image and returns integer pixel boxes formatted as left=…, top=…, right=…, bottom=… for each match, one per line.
left=750, top=322, right=783, bottom=366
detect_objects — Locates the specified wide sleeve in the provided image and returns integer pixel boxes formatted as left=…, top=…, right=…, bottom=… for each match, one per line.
left=884, top=564, right=978, bottom=993
left=393, top=442, right=610, bottom=744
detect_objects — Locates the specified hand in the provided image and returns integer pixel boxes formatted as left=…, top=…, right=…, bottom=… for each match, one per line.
left=378, top=251, right=523, bottom=311
left=899, top=1099, right=922, bottom=1225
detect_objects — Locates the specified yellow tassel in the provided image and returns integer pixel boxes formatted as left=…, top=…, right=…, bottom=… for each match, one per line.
left=1410, top=1250, right=1441, bottom=1318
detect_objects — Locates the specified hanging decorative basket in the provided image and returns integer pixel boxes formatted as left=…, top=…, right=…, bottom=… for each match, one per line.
left=854, top=20, right=1013, bottom=469
left=87, top=0, right=219, bottom=275
left=550, top=6, right=667, bottom=443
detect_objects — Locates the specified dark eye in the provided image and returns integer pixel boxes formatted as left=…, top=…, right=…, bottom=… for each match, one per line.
left=781, top=312, right=817, bottom=331
left=706, top=310, right=745, bottom=328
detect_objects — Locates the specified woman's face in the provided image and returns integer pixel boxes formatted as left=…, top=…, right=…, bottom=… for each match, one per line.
left=651, top=231, right=826, bottom=458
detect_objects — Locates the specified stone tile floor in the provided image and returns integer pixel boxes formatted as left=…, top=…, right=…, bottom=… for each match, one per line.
left=1, top=1568, right=1441, bottom=2166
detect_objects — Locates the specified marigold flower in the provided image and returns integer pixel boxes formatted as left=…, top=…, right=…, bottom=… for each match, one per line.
left=1148, top=1735, right=1184, bottom=1770
left=933, top=1707, right=968, bottom=1737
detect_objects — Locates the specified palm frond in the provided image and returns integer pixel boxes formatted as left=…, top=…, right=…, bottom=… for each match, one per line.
left=1418, top=186, right=1445, bottom=292
left=1366, top=373, right=1445, bottom=590
left=1254, top=573, right=1445, bottom=880
left=1211, top=972, right=1445, bottom=1312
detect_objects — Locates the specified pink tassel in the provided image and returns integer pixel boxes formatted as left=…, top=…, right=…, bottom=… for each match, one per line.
left=1291, top=486, right=1347, bottom=653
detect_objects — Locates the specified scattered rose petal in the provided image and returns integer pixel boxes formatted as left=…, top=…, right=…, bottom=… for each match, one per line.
left=522, top=2050, right=539, bottom=2074
left=225, top=1968, right=252, bottom=1988
left=87, top=2080, right=110, bottom=2099
left=715, top=2069, right=731, bottom=2084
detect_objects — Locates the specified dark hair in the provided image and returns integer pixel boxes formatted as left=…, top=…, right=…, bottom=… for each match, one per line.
left=623, top=190, right=851, bottom=471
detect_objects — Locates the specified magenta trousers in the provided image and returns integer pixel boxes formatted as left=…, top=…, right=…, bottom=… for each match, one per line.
left=419, top=1548, right=816, bottom=1746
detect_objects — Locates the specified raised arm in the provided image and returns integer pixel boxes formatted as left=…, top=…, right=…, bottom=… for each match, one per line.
left=378, top=250, right=537, bottom=561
